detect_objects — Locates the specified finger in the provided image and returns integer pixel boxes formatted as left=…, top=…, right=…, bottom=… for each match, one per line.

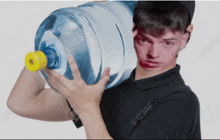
left=45, top=68, right=70, bottom=88
left=43, top=68, right=50, bottom=77
left=67, top=53, right=82, bottom=80
left=102, top=67, right=110, bottom=79
left=48, top=77, right=68, bottom=95
left=98, top=67, right=110, bottom=87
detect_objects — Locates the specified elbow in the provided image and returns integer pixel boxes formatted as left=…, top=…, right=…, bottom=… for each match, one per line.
left=7, top=96, right=15, bottom=112
left=7, top=95, right=27, bottom=117
left=7, top=96, right=19, bottom=115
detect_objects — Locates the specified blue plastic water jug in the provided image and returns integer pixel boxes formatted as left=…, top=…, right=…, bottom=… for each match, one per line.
left=25, top=1, right=137, bottom=90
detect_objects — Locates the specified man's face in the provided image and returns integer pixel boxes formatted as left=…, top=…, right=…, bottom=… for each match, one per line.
left=133, top=28, right=188, bottom=72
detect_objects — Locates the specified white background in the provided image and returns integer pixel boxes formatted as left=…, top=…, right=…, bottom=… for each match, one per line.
left=0, top=1, right=220, bottom=139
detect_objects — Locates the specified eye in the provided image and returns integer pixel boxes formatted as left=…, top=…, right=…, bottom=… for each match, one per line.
left=165, top=42, right=174, bottom=47
left=135, top=36, right=151, bottom=45
left=140, top=39, right=148, bottom=43
left=166, top=42, right=172, bottom=45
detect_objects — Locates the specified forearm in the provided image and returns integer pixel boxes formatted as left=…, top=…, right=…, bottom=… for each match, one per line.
left=79, top=106, right=113, bottom=139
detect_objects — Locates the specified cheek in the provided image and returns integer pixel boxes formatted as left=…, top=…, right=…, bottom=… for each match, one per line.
left=163, top=47, right=179, bottom=60
left=134, top=45, right=145, bottom=59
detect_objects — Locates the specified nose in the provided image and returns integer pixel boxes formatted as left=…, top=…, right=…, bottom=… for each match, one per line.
left=147, top=44, right=161, bottom=59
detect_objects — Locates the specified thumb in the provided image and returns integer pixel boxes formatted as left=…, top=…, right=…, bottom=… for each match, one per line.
left=98, top=67, right=110, bottom=87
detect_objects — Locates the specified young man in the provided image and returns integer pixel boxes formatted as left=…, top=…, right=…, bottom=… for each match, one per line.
left=98, top=1, right=201, bottom=139
left=7, top=1, right=201, bottom=139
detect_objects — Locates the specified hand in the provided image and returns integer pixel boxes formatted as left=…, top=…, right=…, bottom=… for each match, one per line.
left=44, top=53, right=110, bottom=116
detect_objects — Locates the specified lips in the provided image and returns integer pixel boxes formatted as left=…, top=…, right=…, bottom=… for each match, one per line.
left=146, top=61, right=159, bottom=64
left=139, top=60, right=160, bottom=68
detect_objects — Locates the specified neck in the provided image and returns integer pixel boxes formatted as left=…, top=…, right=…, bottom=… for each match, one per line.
left=134, top=60, right=177, bottom=81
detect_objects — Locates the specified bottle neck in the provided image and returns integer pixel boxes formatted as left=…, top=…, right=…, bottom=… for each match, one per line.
left=43, top=46, right=60, bottom=69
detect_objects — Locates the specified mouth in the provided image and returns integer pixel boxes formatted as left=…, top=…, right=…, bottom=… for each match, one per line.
left=139, top=60, right=160, bottom=68
left=146, top=61, right=160, bottom=64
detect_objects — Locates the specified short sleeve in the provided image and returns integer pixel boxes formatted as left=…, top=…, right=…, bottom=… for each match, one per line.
left=128, top=96, right=201, bottom=139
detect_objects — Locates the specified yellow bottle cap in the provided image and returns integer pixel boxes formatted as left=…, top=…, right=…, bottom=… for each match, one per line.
left=25, top=51, right=47, bottom=72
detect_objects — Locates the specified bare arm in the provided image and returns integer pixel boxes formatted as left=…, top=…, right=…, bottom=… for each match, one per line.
left=7, top=66, right=74, bottom=121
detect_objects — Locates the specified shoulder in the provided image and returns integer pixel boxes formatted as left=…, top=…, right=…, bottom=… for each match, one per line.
left=100, top=78, right=132, bottom=107
left=104, top=77, right=131, bottom=94
left=143, top=86, right=200, bottom=127
left=171, top=85, right=200, bottom=106
left=163, top=85, right=200, bottom=116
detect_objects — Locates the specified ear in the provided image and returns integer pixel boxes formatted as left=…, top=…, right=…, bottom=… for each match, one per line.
left=180, top=24, right=193, bottom=50
left=132, top=23, right=138, bottom=38
left=187, top=24, right=193, bottom=33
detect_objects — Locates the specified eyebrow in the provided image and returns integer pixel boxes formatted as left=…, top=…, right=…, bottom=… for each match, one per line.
left=163, top=38, right=178, bottom=41
left=139, top=33, right=178, bottom=42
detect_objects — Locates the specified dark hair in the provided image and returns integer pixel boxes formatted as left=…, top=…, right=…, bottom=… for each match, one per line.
left=133, top=1, right=192, bottom=37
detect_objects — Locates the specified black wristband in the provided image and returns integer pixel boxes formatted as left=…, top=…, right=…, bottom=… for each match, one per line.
left=66, top=100, right=83, bottom=128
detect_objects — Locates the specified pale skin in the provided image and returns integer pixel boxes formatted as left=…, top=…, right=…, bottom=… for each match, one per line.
left=7, top=67, right=75, bottom=121
left=7, top=24, right=193, bottom=139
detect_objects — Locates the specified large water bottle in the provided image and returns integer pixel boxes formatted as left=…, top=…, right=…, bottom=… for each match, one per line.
left=25, top=1, right=137, bottom=90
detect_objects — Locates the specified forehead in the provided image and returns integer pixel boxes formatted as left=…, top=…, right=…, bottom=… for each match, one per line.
left=136, top=28, right=183, bottom=40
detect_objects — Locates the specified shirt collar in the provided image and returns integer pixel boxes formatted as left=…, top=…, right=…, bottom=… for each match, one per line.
left=128, top=64, right=185, bottom=90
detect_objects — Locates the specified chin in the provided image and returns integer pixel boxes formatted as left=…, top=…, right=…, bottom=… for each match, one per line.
left=141, top=66, right=164, bottom=71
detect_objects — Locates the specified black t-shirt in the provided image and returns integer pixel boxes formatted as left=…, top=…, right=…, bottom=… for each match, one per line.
left=99, top=64, right=201, bottom=139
